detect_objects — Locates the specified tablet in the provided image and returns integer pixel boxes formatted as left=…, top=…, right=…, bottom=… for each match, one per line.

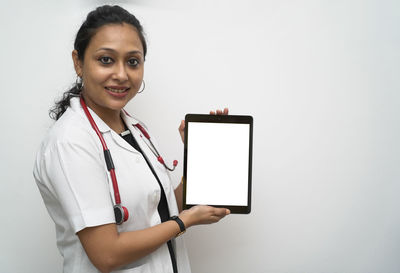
left=183, top=114, right=253, bottom=214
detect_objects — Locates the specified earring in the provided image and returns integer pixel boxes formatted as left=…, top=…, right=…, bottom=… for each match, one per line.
left=138, top=80, right=145, bottom=93
left=76, top=75, right=83, bottom=91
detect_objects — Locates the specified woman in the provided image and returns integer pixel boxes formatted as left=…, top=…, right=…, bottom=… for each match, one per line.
left=33, top=5, right=229, bottom=273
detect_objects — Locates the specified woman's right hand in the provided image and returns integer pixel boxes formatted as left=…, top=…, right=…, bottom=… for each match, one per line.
left=178, top=205, right=230, bottom=228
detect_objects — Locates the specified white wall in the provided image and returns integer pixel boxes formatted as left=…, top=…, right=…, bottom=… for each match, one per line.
left=1, top=0, right=399, bottom=272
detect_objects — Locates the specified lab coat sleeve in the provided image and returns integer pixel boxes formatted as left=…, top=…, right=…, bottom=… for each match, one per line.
left=43, top=139, right=115, bottom=233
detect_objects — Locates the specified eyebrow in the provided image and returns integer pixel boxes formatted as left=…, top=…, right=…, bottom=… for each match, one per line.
left=95, top=47, right=143, bottom=55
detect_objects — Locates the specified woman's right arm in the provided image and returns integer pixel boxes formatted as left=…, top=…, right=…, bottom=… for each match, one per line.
left=77, top=205, right=230, bottom=273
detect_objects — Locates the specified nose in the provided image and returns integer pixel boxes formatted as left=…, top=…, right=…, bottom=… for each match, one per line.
left=112, top=62, right=128, bottom=82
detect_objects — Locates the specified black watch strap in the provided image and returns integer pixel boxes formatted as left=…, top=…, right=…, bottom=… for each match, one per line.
left=170, top=216, right=186, bottom=237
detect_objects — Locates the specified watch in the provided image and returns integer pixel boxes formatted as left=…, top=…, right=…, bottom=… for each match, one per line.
left=170, top=216, right=186, bottom=237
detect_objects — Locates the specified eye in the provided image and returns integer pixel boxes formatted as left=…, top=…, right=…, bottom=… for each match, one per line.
left=98, top=56, right=113, bottom=64
left=128, top=58, right=140, bottom=67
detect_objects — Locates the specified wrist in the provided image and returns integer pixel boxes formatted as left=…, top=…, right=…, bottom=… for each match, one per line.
left=170, top=215, right=186, bottom=237
left=178, top=212, right=192, bottom=229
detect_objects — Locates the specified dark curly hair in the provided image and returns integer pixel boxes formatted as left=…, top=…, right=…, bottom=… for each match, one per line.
left=49, top=5, right=147, bottom=120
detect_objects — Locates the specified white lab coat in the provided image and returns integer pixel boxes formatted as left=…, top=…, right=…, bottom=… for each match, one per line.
left=33, top=97, right=191, bottom=273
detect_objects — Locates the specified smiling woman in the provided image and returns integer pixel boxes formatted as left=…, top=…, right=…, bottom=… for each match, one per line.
left=49, top=5, right=147, bottom=122
left=72, top=23, right=145, bottom=133
left=33, top=5, right=229, bottom=273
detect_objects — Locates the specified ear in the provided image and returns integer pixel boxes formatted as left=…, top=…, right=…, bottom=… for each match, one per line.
left=72, top=50, right=83, bottom=77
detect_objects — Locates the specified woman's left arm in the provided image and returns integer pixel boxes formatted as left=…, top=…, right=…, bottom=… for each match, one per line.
left=174, top=108, right=229, bottom=212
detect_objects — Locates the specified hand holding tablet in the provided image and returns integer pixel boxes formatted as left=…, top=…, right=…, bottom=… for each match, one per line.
left=183, top=113, right=253, bottom=214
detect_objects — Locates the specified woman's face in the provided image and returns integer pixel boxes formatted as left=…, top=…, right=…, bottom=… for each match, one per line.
left=73, top=23, right=144, bottom=117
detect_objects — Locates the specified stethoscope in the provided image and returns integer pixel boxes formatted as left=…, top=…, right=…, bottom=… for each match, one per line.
left=80, top=96, right=177, bottom=225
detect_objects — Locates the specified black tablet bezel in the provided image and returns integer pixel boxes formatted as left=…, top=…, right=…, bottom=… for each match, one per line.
left=183, top=114, right=253, bottom=214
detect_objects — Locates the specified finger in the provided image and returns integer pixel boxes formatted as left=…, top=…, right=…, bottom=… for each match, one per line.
left=178, top=120, right=185, bottom=142
left=216, top=109, right=222, bottom=115
left=223, top=108, right=229, bottom=115
left=211, top=212, right=229, bottom=223
left=210, top=215, right=222, bottom=223
left=212, top=207, right=230, bottom=217
left=178, top=120, right=185, bottom=131
left=210, top=110, right=216, bottom=115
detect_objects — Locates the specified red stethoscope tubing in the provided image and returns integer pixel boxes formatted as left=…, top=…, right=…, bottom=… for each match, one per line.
left=135, top=123, right=178, bottom=171
left=122, top=110, right=178, bottom=171
left=80, top=97, right=122, bottom=205
left=79, top=96, right=177, bottom=224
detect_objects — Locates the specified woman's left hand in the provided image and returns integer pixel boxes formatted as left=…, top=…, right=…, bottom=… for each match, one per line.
left=178, top=108, right=229, bottom=143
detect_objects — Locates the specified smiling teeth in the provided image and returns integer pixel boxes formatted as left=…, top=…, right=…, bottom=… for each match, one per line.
left=106, top=87, right=128, bottom=93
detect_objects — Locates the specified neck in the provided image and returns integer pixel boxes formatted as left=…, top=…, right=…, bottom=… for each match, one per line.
left=82, top=95, right=126, bottom=134
left=98, top=110, right=125, bottom=134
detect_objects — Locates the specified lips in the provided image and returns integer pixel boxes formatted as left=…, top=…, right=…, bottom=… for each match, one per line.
left=105, top=86, right=130, bottom=93
left=104, top=86, right=130, bottom=98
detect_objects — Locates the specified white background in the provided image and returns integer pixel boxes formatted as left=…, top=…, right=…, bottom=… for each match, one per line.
left=1, top=0, right=399, bottom=272
left=186, top=122, right=250, bottom=206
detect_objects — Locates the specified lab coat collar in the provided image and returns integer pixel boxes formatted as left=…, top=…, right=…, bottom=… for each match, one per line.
left=70, top=97, right=144, bottom=153
left=120, top=109, right=141, bottom=128
left=70, top=97, right=141, bottom=133
left=70, top=97, right=111, bottom=133
left=120, top=109, right=148, bottom=151
left=114, top=109, right=145, bottom=153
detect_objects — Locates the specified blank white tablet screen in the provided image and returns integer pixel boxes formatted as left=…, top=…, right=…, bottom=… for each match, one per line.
left=186, top=122, right=249, bottom=206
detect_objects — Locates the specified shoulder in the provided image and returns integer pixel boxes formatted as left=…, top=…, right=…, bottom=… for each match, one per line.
left=33, top=101, right=103, bottom=183
left=37, top=99, right=101, bottom=159
left=51, top=109, right=95, bottom=146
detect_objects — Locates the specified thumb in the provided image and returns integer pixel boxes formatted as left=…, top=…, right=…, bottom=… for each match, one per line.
left=179, top=120, right=185, bottom=131
left=179, top=120, right=185, bottom=142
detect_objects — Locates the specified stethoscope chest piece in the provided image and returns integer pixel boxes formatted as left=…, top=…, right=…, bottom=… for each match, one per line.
left=114, top=204, right=129, bottom=225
